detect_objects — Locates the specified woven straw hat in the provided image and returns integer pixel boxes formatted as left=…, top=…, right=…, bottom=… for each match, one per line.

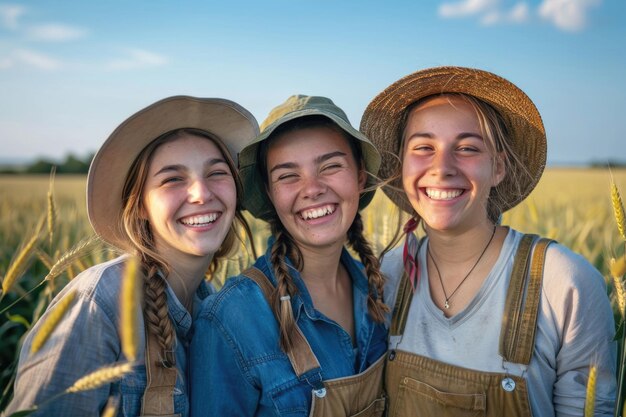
left=240, top=95, right=381, bottom=220
left=360, top=66, right=546, bottom=215
left=87, top=96, right=259, bottom=251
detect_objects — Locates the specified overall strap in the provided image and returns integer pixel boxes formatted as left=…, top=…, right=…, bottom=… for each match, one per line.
left=499, top=234, right=553, bottom=365
left=140, top=325, right=180, bottom=417
left=389, top=270, right=413, bottom=337
left=242, top=268, right=322, bottom=378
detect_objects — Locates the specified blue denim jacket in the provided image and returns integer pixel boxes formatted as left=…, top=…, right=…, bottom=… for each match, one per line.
left=5, top=255, right=212, bottom=417
left=190, top=245, right=388, bottom=417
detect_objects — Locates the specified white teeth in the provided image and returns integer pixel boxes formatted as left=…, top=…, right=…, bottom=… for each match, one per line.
left=425, top=189, right=462, bottom=200
left=300, top=204, right=335, bottom=220
left=180, top=213, right=218, bottom=226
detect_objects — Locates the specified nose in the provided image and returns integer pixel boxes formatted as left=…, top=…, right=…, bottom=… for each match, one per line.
left=302, top=174, right=326, bottom=200
left=430, top=150, right=457, bottom=178
left=188, top=179, right=213, bottom=204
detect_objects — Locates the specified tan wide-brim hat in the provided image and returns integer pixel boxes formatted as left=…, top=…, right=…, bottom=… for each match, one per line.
left=360, top=66, right=546, bottom=214
left=87, top=95, right=259, bottom=251
left=239, top=95, right=381, bottom=221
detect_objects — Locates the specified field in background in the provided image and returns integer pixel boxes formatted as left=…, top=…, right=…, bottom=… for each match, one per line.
left=0, top=167, right=625, bottom=410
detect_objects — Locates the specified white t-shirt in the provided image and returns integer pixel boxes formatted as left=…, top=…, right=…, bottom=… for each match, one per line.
left=382, top=228, right=616, bottom=417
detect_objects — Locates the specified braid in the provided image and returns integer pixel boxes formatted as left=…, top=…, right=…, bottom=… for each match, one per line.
left=142, top=260, right=176, bottom=366
left=270, top=227, right=299, bottom=354
left=347, top=213, right=389, bottom=323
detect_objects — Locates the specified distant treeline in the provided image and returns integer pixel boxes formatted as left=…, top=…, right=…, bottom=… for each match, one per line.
left=0, top=153, right=94, bottom=174
left=0, top=154, right=624, bottom=175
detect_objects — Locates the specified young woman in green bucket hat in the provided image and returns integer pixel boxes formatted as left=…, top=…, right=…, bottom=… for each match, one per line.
left=191, top=95, right=389, bottom=416
left=361, top=66, right=616, bottom=417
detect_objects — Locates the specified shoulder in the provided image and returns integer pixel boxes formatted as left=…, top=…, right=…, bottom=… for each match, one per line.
left=50, top=255, right=129, bottom=325
left=541, top=239, right=606, bottom=293
left=196, top=256, right=275, bottom=325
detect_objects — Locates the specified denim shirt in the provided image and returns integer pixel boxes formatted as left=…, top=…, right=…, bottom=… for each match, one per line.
left=4, top=255, right=212, bottom=417
left=190, top=245, right=388, bottom=417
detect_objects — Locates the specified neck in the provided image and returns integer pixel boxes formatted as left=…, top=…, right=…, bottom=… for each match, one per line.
left=426, top=222, right=497, bottom=265
left=298, top=242, right=345, bottom=290
left=163, top=254, right=213, bottom=312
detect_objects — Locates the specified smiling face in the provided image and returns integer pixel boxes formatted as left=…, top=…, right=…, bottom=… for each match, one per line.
left=402, top=95, right=505, bottom=233
left=141, top=133, right=237, bottom=264
left=265, top=126, right=366, bottom=253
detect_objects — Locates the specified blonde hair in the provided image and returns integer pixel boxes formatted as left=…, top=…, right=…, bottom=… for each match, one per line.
left=258, top=116, right=389, bottom=354
left=120, top=128, right=252, bottom=365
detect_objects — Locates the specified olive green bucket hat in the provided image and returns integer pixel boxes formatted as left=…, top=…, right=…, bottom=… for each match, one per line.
left=239, top=95, right=381, bottom=220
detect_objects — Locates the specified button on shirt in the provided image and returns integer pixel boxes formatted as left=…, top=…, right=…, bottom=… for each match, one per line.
left=5, top=255, right=212, bottom=417
left=190, top=245, right=388, bottom=417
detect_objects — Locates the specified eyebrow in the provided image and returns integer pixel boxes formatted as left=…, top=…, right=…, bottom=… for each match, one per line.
left=153, top=158, right=228, bottom=176
left=405, top=132, right=483, bottom=141
left=268, top=151, right=347, bottom=175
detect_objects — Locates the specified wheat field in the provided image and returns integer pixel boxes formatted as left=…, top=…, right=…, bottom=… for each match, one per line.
left=0, top=168, right=625, bottom=413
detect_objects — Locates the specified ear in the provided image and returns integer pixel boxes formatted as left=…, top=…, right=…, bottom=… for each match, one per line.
left=492, top=152, right=506, bottom=187
left=358, top=164, right=368, bottom=191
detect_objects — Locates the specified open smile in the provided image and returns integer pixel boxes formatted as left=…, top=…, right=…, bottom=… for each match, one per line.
left=299, top=204, right=336, bottom=220
left=424, top=188, right=464, bottom=201
left=179, top=212, right=220, bottom=227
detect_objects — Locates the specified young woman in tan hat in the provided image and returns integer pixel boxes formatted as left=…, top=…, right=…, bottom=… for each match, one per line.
left=5, top=96, right=258, bottom=416
left=191, top=95, right=388, bottom=416
left=361, top=67, right=616, bottom=417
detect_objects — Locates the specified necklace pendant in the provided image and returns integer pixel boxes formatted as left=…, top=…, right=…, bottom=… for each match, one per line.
left=444, top=300, right=450, bottom=309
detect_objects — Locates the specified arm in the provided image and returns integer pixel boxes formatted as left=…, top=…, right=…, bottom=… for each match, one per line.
left=5, top=288, right=121, bottom=417
left=545, top=245, right=617, bottom=417
left=190, top=312, right=261, bottom=416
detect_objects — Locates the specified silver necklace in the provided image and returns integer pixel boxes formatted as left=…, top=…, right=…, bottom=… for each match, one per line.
left=428, top=226, right=497, bottom=309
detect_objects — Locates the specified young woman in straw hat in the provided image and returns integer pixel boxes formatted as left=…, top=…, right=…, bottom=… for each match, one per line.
left=5, top=96, right=258, bottom=417
left=191, top=95, right=388, bottom=417
left=360, top=67, right=616, bottom=417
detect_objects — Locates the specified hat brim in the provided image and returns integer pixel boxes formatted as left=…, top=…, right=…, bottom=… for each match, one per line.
left=240, top=108, right=381, bottom=220
left=360, top=66, right=546, bottom=214
left=87, top=96, right=259, bottom=251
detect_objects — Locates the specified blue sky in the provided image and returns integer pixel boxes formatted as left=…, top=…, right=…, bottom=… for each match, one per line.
left=0, top=0, right=624, bottom=165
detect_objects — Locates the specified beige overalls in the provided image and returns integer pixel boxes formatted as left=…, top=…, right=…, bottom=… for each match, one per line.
left=385, top=234, right=552, bottom=417
left=244, top=267, right=387, bottom=417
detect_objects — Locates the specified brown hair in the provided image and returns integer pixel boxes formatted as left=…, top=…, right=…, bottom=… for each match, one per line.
left=257, top=116, right=389, bottom=354
left=120, top=128, right=253, bottom=365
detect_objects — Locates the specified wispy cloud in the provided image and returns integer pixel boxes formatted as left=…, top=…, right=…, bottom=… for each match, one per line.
left=482, top=2, right=530, bottom=25
left=0, top=48, right=62, bottom=70
left=439, top=0, right=498, bottom=18
left=538, top=0, right=600, bottom=32
left=105, top=48, right=168, bottom=71
left=26, top=23, right=87, bottom=42
left=0, top=4, right=26, bottom=29
left=438, top=0, right=600, bottom=31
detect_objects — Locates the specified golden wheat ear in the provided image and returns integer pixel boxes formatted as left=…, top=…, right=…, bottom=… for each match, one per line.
left=44, top=235, right=100, bottom=282
left=65, top=362, right=133, bottom=393
left=584, top=364, right=597, bottom=417
left=120, top=256, right=141, bottom=362
left=1, top=215, right=45, bottom=298
left=30, top=290, right=76, bottom=354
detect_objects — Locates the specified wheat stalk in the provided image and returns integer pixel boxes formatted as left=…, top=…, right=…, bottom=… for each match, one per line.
left=120, top=256, right=141, bottom=362
left=100, top=395, right=119, bottom=417
left=47, top=168, right=57, bottom=249
left=611, top=181, right=626, bottom=242
left=66, top=363, right=132, bottom=393
left=584, top=365, right=597, bottom=417
left=31, top=290, right=76, bottom=353
left=1, top=216, right=45, bottom=296
left=45, top=235, right=100, bottom=281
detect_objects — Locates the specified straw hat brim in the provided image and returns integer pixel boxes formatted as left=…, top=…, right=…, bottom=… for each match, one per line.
left=87, top=96, right=259, bottom=251
left=240, top=107, right=381, bottom=221
left=360, top=66, right=546, bottom=215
